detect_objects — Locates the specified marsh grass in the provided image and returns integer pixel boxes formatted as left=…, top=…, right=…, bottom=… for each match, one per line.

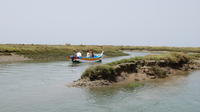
left=1, top=44, right=199, bottom=61
left=119, top=46, right=200, bottom=53
left=188, top=53, right=200, bottom=59
left=107, top=52, right=190, bottom=66
left=0, top=44, right=127, bottom=60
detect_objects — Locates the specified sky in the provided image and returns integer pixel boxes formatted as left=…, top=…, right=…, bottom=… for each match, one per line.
left=0, top=0, right=199, bottom=47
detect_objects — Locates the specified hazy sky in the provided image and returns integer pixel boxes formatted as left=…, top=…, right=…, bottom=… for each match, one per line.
left=0, top=0, right=199, bottom=46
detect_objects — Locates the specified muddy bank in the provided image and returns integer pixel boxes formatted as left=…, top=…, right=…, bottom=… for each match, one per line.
left=70, top=53, right=200, bottom=87
left=0, top=53, right=30, bottom=63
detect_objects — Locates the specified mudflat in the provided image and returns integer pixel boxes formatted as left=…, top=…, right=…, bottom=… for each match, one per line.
left=0, top=53, right=30, bottom=63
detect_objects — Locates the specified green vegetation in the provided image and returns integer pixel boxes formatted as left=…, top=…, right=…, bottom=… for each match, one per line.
left=119, top=46, right=200, bottom=53
left=1, top=44, right=199, bottom=61
left=0, top=44, right=127, bottom=60
left=188, top=53, right=200, bottom=59
left=147, top=66, right=168, bottom=78
left=82, top=65, right=116, bottom=81
left=127, top=83, right=144, bottom=88
left=107, top=52, right=190, bottom=66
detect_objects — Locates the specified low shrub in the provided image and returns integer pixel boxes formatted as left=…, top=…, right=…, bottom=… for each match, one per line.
left=81, top=65, right=116, bottom=81
left=149, top=66, right=168, bottom=78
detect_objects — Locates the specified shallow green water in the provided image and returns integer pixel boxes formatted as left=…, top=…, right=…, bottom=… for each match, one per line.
left=0, top=52, right=200, bottom=112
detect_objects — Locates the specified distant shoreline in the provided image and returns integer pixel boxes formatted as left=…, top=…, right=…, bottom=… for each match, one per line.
left=0, top=44, right=128, bottom=62
left=0, top=44, right=200, bottom=62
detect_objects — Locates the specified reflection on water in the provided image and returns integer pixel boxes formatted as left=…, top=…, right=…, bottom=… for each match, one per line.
left=83, top=71, right=200, bottom=112
left=0, top=51, right=200, bottom=112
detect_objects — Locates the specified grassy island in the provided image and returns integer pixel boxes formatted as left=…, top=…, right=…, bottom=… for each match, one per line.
left=0, top=44, right=200, bottom=62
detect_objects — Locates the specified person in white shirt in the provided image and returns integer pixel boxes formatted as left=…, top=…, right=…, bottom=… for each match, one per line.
left=86, top=51, right=90, bottom=57
left=76, top=52, right=82, bottom=57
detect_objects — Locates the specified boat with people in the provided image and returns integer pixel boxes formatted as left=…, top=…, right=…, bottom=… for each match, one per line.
left=68, top=51, right=104, bottom=63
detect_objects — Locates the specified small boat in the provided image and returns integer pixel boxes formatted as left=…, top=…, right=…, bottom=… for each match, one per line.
left=69, top=51, right=104, bottom=63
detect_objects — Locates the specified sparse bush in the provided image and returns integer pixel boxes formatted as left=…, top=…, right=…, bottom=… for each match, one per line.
left=81, top=65, right=116, bottom=81
left=149, top=66, right=168, bottom=78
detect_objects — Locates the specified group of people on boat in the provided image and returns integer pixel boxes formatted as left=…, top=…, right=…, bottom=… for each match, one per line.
left=75, top=50, right=95, bottom=58
left=69, top=50, right=104, bottom=63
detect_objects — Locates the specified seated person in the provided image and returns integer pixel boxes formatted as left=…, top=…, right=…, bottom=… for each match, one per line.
left=86, top=51, right=90, bottom=57
left=91, top=51, right=94, bottom=57
left=76, top=52, right=82, bottom=57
